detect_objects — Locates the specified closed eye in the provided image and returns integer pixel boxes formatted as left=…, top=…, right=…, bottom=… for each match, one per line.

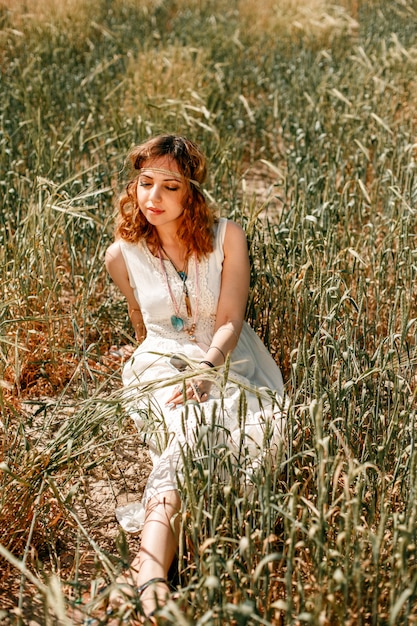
left=139, top=181, right=180, bottom=192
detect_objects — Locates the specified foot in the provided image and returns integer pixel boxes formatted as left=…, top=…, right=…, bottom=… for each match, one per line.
left=137, top=577, right=170, bottom=619
left=108, top=575, right=170, bottom=620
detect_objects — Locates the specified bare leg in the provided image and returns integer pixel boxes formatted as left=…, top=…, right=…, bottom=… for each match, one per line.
left=113, top=490, right=181, bottom=618
left=134, top=489, right=180, bottom=578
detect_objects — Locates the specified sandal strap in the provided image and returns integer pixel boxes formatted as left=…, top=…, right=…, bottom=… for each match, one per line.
left=136, top=577, right=168, bottom=597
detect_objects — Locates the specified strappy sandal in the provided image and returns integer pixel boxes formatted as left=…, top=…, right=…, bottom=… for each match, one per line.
left=136, top=577, right=169, bottom=621
left=136, top=577, right=168, bottom=597
left=105, top=577, right=170, bottom=622
left=81, top=577, right=171, bottom=625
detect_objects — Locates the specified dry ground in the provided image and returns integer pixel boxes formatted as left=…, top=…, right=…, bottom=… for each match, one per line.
left=0, top=348, right=153, bottom=625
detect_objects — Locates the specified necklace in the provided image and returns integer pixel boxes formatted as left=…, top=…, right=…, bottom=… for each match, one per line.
left=161, top=247, right=192, bottom=318
left=158, top=247, right=199, bottom=340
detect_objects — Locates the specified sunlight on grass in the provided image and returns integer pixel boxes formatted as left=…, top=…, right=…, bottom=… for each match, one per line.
left=0, top=0, right=162, bottom=23
left=1, top=0, right=417, bottom=623
left=0, top=0, right=101, bottom=27
left=238, top=0, right=358, bottom=41
left=124, top=45, right=216, bottom=136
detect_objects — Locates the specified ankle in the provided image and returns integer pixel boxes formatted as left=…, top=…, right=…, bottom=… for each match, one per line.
left=138, top=578, right=170, bottom=618
left=135, top=560, right=166, bottom=588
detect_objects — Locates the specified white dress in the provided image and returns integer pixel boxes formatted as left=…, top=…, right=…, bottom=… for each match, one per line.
left=115, top=218, right=286, bottom=532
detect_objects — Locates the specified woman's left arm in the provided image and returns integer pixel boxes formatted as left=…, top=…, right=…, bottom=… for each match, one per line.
left=167, top=221, right=250, bottom=407
left=204, top=220, right=250, bottom=366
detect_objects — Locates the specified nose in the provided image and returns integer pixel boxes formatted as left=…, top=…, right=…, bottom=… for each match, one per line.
left=149, top=183, right=162, bottom=203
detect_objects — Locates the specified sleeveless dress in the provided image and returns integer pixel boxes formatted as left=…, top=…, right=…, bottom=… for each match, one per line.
left=115, top=218, right=286, bottom=532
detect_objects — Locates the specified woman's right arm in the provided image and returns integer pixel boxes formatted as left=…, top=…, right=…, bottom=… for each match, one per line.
left=105, top=241, right=146, bottom=342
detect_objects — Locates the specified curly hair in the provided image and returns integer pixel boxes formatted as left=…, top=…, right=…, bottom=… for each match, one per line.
left=115, top=135, right=216, bottom=259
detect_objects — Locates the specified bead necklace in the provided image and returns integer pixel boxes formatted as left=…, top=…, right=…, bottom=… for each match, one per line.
left=160, top=246, right=191, bottom=316
left=158, top=247, right=199, bottom=340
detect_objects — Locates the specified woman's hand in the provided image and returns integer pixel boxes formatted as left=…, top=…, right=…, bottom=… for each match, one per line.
left=166, top=376, right=212, bottom=407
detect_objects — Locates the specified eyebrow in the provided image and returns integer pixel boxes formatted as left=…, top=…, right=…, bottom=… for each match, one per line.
left=139, top=173, right=181, bottom=182
left=137, top=166, right=201, bottom=189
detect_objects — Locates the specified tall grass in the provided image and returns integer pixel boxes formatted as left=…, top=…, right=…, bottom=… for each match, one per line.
left=1, top=0, right=417, bottom=623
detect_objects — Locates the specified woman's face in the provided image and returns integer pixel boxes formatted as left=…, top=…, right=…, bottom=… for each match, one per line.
left=136, top=156, right=188, bottom=231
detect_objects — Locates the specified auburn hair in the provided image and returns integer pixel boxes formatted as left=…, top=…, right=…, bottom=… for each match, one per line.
left=115, top=135, right=216, bottom=259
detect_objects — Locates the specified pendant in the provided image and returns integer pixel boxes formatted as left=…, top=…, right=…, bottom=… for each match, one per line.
left=187, top=323, right=196, bottom=341
left=171, top=315, right=184, bottom=331
left=184, top=292, right=192, bottom=318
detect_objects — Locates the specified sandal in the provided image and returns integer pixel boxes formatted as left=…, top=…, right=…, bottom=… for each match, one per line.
left=80, top=577, right=170, bottom=624
left=136, top=577, right=169, bottom=620
left=106, top=577, right=170, bottom=621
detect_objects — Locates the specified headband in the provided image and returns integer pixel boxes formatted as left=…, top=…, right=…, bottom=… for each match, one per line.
left=138, top=167, right=201, bottom=189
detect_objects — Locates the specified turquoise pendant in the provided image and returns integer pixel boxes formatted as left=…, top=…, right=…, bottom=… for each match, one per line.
left=171, top=315, right=184, bottom=331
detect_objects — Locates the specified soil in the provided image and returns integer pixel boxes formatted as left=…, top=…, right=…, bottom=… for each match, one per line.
left=0, top=346, right=153, bottom=625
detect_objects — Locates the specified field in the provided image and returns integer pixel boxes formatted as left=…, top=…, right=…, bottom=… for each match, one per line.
left=1, top=0, right=417, bottom=624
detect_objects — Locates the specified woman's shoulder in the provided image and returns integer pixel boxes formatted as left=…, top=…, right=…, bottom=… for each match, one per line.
left=222, top=219, right=247, bottom=248
left=105, top=239, right=125, bottom=272
left=105, top=238, right=142, bottom=267
left=211, top=218, right=247, bottom=258
left=215, top=217, right=245, bottom=239
left=107, top=238, right=142, bottom=254
left=225, top=219, right=245, bottom=234
left=105, top=239, right=122, bottom=260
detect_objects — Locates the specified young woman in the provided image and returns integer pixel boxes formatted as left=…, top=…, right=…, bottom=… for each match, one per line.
left=104, top=134, right=285, bottom=622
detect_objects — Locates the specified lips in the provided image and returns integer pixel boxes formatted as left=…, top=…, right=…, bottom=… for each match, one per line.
left=147, top=206, right=164, bottom=215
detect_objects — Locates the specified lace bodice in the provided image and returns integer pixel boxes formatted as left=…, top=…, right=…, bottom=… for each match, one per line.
left=119, top=219, right=227, bottom=349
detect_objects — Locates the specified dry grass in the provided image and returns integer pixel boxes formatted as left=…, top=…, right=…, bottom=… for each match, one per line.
left=0, top=0, right=359, bottom=45
left=124, top=45, right=215, bottom=135
left=0, top=0, right=163, bottom=23
left=0, top=0, right=101, bottom=29
left=2, top=0, right=417, bottom=624
left=238, top=0, right=359, bottom=41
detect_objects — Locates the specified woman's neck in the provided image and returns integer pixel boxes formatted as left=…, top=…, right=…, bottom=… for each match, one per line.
left=153, top=229, right=189, bottom=268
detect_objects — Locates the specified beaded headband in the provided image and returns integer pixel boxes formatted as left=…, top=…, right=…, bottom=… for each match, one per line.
left=138, top=166, right=201, bottom=189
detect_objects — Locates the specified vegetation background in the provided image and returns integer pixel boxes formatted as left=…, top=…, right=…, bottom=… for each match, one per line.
left=1, top=0, right=417, bottom=624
